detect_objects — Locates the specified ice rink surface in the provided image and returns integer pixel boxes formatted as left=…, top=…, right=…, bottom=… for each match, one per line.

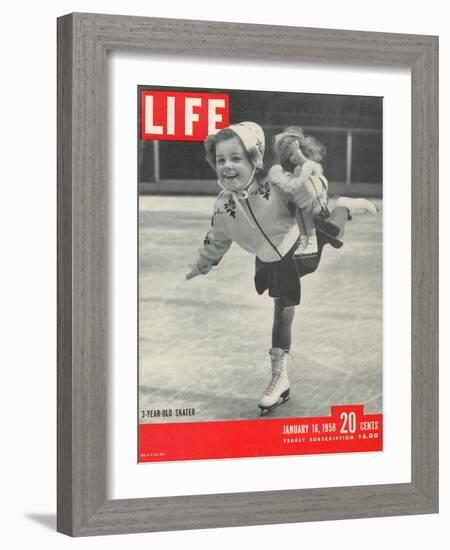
left=139, top=195, right=383, bottom=422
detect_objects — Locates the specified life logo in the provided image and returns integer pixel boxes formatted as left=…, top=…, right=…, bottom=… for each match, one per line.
left=140, top=90, right=230, bottom=141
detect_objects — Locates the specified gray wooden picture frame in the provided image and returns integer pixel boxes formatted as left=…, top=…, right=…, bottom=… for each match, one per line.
left=57, top=12, right=439, bottom=537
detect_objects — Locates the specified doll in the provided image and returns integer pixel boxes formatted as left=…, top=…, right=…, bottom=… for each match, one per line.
left=269, top=127, right=343, bottom=276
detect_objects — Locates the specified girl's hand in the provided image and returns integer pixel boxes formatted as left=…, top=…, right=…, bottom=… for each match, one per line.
left=185, top=264, right=202, bottom=280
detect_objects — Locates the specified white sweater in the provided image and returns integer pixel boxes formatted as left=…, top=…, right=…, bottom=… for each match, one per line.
left=194, top=179, right=299, bottom=273
left=193, top=162, right=328, bottom=273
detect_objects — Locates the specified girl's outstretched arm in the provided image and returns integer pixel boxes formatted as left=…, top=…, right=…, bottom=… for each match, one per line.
left=186, top=216, right=232, bottom=280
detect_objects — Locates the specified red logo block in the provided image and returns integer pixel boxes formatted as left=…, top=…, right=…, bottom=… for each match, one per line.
left=140, top=90, right=230, bottom=141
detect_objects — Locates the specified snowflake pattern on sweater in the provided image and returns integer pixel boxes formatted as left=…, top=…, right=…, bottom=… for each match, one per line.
left=224, top=197, right=237, bottom=218
left=257, top=181, right=271, bottom=200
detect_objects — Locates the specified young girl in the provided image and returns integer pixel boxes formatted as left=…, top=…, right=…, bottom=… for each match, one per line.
left=186, top=121, right=375, bottom=414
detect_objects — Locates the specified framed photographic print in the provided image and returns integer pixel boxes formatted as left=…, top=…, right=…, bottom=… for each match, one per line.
left=57, top=13, right=438, bottom=536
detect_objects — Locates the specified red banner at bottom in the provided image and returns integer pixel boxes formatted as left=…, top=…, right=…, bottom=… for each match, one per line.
left=139, top=405, right=382, bottom=463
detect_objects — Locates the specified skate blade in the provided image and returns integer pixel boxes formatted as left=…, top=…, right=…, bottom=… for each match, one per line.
left=316, top=226, right=343, bottom=249
left=314, top=216, right=340, bottom=238
left=293, top=252, right=319, bottom=260
left=258, top=390, right=290, bottom=416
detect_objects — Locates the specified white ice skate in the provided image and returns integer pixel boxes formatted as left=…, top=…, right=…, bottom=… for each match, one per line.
left=293, top=235, right=318, bottom=258
left=258, top=348, right=290, bottom=415
left=335, top=197, right=378, bottom=215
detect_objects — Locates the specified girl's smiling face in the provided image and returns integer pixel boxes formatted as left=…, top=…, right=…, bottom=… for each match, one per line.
left=215, top=136, right=255, bottom=191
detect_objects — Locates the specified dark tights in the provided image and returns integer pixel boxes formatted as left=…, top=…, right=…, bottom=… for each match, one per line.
left=272, top=299, right=295, bottom=351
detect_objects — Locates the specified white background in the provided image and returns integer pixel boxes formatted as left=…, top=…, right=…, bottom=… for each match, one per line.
left=0, top=1, right=446, bottom=549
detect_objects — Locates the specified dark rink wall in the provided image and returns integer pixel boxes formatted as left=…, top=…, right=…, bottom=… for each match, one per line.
left=139, top=86, right=382, bottom=197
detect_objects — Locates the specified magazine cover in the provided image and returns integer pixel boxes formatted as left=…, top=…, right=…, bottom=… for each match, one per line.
left=138, top=85, right=383, bottom=463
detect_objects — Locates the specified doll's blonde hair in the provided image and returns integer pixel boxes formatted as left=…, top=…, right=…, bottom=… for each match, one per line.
left=273, top=126, right=326, bottom=172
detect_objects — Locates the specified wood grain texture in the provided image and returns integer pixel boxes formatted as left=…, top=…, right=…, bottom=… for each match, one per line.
left=57, top=13, right=74, bottom=535
left=410, top=37, right=439, bottom=505
left=57, top=12, right=439, bottom=536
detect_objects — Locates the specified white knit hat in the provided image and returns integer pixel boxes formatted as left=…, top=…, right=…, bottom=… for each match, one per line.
left=228, top=121, right=265, bottom=170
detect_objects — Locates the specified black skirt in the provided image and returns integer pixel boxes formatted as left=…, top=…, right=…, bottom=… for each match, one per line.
left=254, top=242, right=302, bottom=307
left=254, top=231, right=330, bottom=306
